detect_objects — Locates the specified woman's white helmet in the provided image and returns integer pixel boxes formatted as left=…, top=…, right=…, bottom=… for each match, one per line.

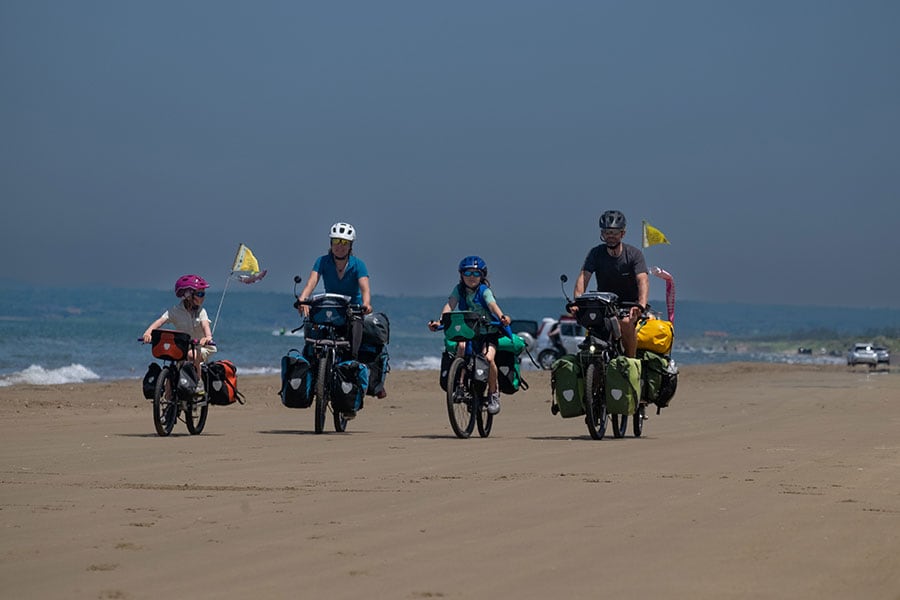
left=330, top=222, right=356, bottom=242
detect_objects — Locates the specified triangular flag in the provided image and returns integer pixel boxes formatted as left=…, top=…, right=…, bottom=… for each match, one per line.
left=231, top=244, right=267, bottom=284
left=642, top=221, right=670, bottom=248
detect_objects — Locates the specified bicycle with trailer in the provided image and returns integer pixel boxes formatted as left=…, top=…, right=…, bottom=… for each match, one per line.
left=140, top=329, right=214, bottom=436
left=431, top=310, right=508, bottom=439
left=552, top=275, right=648, bottom=440
left=289, top=276, right=368, bottom=434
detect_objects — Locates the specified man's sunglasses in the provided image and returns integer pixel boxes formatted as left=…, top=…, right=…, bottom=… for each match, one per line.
left=331, top=238, right=351, bottom=246
left=461, top=270, right=483, bottom=277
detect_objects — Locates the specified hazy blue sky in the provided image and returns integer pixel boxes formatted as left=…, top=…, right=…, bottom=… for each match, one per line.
left=2, top=1, right=899, bottom=307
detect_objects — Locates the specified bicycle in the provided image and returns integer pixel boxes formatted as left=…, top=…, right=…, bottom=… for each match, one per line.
left=560, top=275, right=646, bottom=440
left=292, top=276, right=366, bottom=434
left=141, top=329, right=213, bottom=437
left=431, top=311, right=503, bottom=439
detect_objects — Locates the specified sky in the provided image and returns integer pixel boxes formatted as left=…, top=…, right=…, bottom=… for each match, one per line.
left=2, top=1, right=899, bottom=307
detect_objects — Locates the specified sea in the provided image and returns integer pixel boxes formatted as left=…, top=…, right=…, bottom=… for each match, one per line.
left=1, top=286, right=899, bottom=387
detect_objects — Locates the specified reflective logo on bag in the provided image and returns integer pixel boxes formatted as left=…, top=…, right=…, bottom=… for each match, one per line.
left=562, top=390, right=575, bottom=402
left=341, top=382, right=354, bottom=394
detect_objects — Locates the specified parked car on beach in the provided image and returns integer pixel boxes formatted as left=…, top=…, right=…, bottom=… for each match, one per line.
left=873, top=346, right=890, bottom=365
left=847, top=343, right=878, bottom=367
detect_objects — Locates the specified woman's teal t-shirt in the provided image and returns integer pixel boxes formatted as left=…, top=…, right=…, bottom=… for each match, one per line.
left=312, top=254, right=369, bottom=303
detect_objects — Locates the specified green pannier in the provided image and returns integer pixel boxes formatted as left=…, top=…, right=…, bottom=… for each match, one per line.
left=639, top=350, right=668, bottom=403
left=497, top=333, right=526, bottom=355
left=441, top=311, right=482, bottom=342
left=605, top=356, right=642, bottom=415
left=551, top=354, right=585, bottom=418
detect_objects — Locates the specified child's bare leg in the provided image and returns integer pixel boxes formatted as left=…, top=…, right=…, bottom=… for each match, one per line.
left=484, top=345, right=498, bottom=394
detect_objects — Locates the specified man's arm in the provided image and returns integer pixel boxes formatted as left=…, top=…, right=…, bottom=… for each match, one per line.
left=573, top=270, right=592, bottom=298
left=636, top=272, right=649, bottom=310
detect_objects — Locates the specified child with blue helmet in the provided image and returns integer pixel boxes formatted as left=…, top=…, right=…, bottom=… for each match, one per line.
left=428, top=256, right=511, bottom=415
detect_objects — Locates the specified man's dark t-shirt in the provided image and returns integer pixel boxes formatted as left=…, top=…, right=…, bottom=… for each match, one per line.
left=581, top=243, right=648, bottom=302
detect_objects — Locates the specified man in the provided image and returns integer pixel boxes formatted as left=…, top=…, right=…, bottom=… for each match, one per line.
left=572, top=210, right=649, bottom=357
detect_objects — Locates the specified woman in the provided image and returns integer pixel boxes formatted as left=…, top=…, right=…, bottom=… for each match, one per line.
left=298, top=222, right=372, bottom=359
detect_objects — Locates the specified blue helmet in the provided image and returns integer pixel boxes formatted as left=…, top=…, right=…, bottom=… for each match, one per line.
left=458, top=255, right=487, bottom=274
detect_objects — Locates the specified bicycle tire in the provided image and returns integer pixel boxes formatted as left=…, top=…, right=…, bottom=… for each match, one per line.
left=446, top=357, right=476, bottom=439
left=153, top=366, right=178, bottom=437
left=583, top=361, right=608, bottom=440
left=314, top=355, right=329, bottom=434
left=611, top=413, right=628, bottom=438
left=184, top=397, right=208, bottom=435
left=476, top=399, right=493, bottom=438
left=633, top=404, right=646, bottom=438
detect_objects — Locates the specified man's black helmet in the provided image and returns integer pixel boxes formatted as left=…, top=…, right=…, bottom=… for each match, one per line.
left=599, top=210, right=627, bottom=229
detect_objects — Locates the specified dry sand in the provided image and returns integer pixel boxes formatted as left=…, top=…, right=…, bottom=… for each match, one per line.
left=1, top=364, right=899, bottom=600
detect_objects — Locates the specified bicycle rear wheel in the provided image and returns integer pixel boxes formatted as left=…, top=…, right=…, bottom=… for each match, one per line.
left=446, top=357, right=476, bottom=439
left=153, top=366, right=178, bottom=437
left=633, top=404, right=646, bottom=438
left=583, top=362, right=608, bottom=440
left=314, top=356, right=329, bottom=434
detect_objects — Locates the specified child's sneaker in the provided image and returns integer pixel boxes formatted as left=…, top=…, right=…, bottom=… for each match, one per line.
left=486, top=392, right=501, bottom=415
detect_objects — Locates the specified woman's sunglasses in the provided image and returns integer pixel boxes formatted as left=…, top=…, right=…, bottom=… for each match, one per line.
left=331, top=238, right=351, bottom=246
left=462, top=270, right=483, bottom=277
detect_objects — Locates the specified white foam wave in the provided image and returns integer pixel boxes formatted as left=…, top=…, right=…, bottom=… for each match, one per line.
left=0, top=364, right=101, bottom=387
left=239, top=366, right=280, bottom=376
left=396, top=356, right=442, bottom=370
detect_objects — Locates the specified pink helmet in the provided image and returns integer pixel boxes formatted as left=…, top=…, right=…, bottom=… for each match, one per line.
left=175, top=274, right=209, bottom=297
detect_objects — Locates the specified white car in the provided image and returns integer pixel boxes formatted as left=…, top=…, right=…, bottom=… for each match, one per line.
left=874, top=346, right=890, bottom=365
left=847, top=343, right=878, bottom=367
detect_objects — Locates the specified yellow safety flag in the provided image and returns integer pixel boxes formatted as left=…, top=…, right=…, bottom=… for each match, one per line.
left=642, top=221, right=670, bottom=248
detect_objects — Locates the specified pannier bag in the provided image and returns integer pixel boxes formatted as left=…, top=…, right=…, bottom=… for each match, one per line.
left=605, top=356, right=642, bottom=415
left=638, top=350, right=668, bottom=404
left=496, top=350, right=528, bottom=395
left=438, top=351, right=455, bottom=392
left=151, top=329, right=191, bottom=361
left=176, top=363, right=200, bottom=400
left=280, top=349, right=314, bottom=408
left=206, top=359, right=245, bottom=405
left=358, top=343, right=390, bottom=397
left=496, top=333, right=528, bottom=395
left=332, top=360, right=370, bottom=413
left=636, top=317, right=674, bottom=355
left=656, top=357, right=679, bottom=409
left=550, top=354, right=585, bottom=418
left=362, top=312, right=391, bottom=346
left=441, top=311, right=482, bottom=342
left=471, top=354, right=490, bottom=397
left=142, top=362, right=162, bottom=399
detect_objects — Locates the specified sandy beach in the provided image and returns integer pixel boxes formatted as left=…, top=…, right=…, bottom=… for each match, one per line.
left=1, top=364, right=899, bottom=599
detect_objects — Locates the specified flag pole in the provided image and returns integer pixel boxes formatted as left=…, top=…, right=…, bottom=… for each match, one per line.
left=211, top=274, right=232, bottom=337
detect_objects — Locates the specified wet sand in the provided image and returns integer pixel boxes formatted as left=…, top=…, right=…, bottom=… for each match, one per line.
left=1, top=363, right=899, bottom=599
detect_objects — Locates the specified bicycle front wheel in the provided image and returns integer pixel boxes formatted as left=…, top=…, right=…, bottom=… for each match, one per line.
left=314, top=356, right=329, bottom=434
left=185, top=398, right=208, bottom=435
left=633, top=403, right=646, bottom=438
left=153, top=366, right=178, bottom=437
left=583, top=361, right=608, bottom=440
left=611, top=413, right=628, bottom=438
left=446, top=357, right=476, bottom=439
left=476, top=398, right=493, bottom=438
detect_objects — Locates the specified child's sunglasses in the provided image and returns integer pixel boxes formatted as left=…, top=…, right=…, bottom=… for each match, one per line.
left=462, top=270, right=483, bottom=277
left=331, top=238, right=351, bottom=246
left=193, top=291, right=206, bottom=297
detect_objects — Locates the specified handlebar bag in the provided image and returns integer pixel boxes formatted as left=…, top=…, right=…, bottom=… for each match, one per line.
left=141, top=362, right=162, bottom=399
left=332, top=360, right=370, bottom=413
left=636, top=317, right=674, bottom=355
left=605, top=356, right=642, bottom=415
left=442, top=311, right=482, bottom=342
left=550, top=354, right=585, bottom=418
left=280, top=349, right=313, bottom=408
left=309, top=296, right=350, bottom=327
left=151, top=329, right=191, bottom=361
